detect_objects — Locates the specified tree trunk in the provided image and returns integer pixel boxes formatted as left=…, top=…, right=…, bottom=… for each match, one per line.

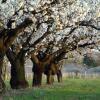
left=6, top=48, right=28, bottom=89
left=32, top=72, right=42, bottom=86
left=10, top=59, right=28, bottom=89
left=10, top=61, right=28, bottom=89
left=32, top=62, right=43, bottom=86
left=57, top=70, right=62, bottom=82
left=47, top=75, right=54, bottom=84
left=31, top=56, right=44, bottom=87
left=51, top=75, right=54, bottom=83
left=0, top=54, right=5, bottom=92
left=10, top=64, right=18, bottom=89
left=11, top=59, right=28, bottom=89
left=46, top=71, right=54, bottom=84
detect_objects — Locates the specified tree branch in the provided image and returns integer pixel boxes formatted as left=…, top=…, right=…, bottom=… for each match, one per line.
left=79, top=21, right=100, bottom=30
left=4, top=18, right=33, bottom=49
left=6, top=48, right=15, bottom=63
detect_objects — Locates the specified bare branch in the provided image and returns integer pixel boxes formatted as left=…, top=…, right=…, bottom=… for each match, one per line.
left=78, top=21, right=100, bottom=30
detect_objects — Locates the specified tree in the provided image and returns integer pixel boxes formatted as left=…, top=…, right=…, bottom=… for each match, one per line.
left=83, top=49, right=100, bottom=68
left=6, top=32, right=33, bottom=89
left=0, top=18, right=32, bottom=91
left=28, top=0, right=100, bottom=85
left=0, top=2, right=33, bottom=90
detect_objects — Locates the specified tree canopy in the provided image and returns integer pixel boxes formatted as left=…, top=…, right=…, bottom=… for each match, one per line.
left=0, top=0, right=100, bottom=92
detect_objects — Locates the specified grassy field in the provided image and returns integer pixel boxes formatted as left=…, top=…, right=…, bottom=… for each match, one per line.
left=2, top=78, right=100, bottom=100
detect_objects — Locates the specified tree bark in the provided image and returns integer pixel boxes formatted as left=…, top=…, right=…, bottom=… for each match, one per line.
left=31, top=52, right=44, bottom=87
left=0, top=53, right=5, bottom=92
left=10, top=59, right=28, bottom=89
left=6, top=49, right=28, bottom=89
left=10, top=64, right=18, bottom=89
left=57, top=70, right=62, bottom=82
left=32, top=61, right=43, bottom=86
left=32, top=72, right=42, bottom=86
left=15, top=59, right=28, bottom=89
left=46, top=70, right=54, bottom=84
left=0, top=59, right=5, bottom=92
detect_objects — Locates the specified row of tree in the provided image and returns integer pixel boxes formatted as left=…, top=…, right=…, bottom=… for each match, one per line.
left=0, top=0, right=100, bottom=92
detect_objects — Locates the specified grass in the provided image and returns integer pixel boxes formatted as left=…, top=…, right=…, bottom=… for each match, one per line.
left=2, top=78, right=100, bottom=100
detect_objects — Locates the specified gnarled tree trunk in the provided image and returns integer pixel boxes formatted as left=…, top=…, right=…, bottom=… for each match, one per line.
left=9, top=60, right=28, bottom=89
left=46, top=71, right=54, bottom=84
left=31, top=52, right=53, bottom=86
left=45, top=62, right=62, bottom=84
left=32, top=72, right=42, bottom=86
left=0, top=18, right=32, bottom=92
left=15, top=58, right=28, bottom=89
left=31, top=60, right=43, bottom=86
left=6, top=49, right=28, bottom=89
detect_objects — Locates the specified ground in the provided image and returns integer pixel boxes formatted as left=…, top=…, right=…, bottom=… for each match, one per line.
left=2, top=78, right=100, bottom=100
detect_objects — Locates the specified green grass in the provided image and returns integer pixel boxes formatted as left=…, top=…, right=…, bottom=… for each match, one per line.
left=2, top=78, right=100, bottom=100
